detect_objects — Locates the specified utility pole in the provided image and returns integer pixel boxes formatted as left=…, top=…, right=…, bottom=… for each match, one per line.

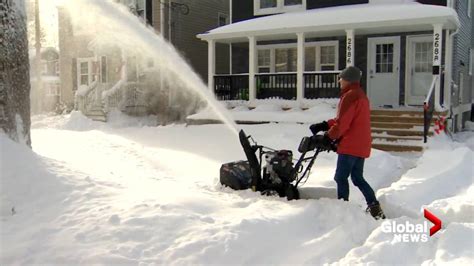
left=34, top=0, right=42, bottom=113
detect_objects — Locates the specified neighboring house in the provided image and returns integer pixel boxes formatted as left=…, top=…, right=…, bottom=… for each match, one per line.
left=58, top=0, right=229, bottom=122
left=30, top=47, right=61, bottom=114
left=198, top=0, right=473, bottom=132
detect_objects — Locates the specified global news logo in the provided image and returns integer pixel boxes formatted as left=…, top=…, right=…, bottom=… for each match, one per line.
left=381, top=209, right=442, bottom=243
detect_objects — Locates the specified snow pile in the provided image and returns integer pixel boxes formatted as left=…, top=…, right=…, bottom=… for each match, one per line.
left=31, top=111, right=159, bottom=131
left=188, top=100, right=337, bottom=123
left=336, top=134, right=474, bottom=265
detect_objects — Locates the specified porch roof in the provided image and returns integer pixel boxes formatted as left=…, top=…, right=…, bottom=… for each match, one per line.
left=197, top=3, right=459, bottom=42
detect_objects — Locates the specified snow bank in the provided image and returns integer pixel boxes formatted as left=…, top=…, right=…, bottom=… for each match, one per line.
left=337, top=217, right=474, bottom=265
left=188, top=100, right=337, bottom=124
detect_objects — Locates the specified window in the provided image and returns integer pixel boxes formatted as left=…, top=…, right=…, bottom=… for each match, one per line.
left=55, top=61, right=59, bottom=75
left=254, top=0, right=306, bottom=15
left=320, top=46, right=336, bottom=71
left=414, top=42, right=433, bottom=73
left=375, top=44, right=394, bottom=73
left=304, top=42, right=338, bottom=72
left=261, top=0, right=277, bottom=8
left=257, top=41, right=338, bottom=73
left=41, top=62, right=48, bottom=75
left=79, top=61, right=89, bottom=86
left=46, top=83, right=60, bottom=96
left=258, top=49, right=271, bottom=73
left=305, top=47, right=316, bottom=71
left=284, top=0, right=302, bottom=6
left=218, top=13, right=229, bottom=27
left=275, top=48, right=297, bottom=72
left=100, top=56, right=107, bottom=83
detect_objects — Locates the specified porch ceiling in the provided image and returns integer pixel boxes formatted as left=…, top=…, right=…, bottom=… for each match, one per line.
left=197, top=3, right=460, bottom=43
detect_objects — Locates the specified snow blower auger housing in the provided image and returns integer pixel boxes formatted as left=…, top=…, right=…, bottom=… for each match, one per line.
left=220, top=129, right=336, bottom=200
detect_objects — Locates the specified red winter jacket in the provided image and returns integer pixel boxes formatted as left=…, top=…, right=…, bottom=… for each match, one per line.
left=327, top=82, right=372, bottom=158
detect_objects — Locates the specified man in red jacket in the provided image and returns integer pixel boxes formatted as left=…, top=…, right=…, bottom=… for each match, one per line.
left=310, top=66, right=385, bottom=220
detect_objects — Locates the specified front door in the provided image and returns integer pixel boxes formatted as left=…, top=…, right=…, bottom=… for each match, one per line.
left=367, top=36, right=400, bottom=107
left=406, top=36, right=433, bottom=105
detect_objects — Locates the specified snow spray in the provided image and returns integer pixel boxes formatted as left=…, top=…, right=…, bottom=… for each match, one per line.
left=59, top=0, right=239, bottom=136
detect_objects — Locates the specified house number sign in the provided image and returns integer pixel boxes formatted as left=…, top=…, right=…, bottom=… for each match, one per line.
left=346, top=34, right=353, bottom=66
left=432, top=26, right=442, bottom=75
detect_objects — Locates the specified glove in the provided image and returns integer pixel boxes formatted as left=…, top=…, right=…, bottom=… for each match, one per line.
left=311, top=133, right=337, bottom=152
left=309, top=121, right=329, bottom=135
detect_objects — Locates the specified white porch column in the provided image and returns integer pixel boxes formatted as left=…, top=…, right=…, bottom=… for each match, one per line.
left=297, top=32, right=305, bottom=102
left=208, top=39, right=216, bottom=91
left=444, top=29, right=453, bottom=111
left=249, top=36, right=256, bottom=102
left=433, top=24, right=443, bottom=111
left=345, top=29, right=355, bottom=67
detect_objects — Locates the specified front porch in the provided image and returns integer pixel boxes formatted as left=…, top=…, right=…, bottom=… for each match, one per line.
left=198, top=2, right=459, bottom=110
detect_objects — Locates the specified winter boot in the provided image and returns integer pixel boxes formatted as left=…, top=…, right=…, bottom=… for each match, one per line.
left=366, top=202, right=386, bottom=220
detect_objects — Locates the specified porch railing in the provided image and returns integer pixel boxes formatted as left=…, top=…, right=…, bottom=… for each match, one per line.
left=256, top=73, right=297, bottom=100
left=214, top=74, right=249, bottom=100
left=304, top=71, right=341, bottom=99
left=423, top=76, right=439, bottom=143
left=213, top=72, right=341, bottom=101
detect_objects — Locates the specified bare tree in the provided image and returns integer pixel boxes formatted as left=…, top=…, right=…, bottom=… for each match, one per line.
left=0, top=0, right=32, bottom=146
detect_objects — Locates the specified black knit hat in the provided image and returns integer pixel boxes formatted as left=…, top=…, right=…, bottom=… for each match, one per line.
left=339, top=66, right=362, bottom=82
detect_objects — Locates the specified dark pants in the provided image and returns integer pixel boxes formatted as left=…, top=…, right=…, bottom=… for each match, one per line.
left=334, top=154, right=377, bottom=205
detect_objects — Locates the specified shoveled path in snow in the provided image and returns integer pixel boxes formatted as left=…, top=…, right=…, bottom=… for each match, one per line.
left=22, top=119, right=409, bottom=265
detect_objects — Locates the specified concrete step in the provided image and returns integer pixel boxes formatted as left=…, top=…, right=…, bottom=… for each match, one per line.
left=371, top=109, right=423, bottom=117
left=371, top=128, right=432, bottom=137
left=371, top=122, right=423, bottom=129
left=372, top=143, right=424, bottom=152
left=372, top=135, right=424, bottom=142
left=371, top=115, right=425, bottom=124
left=371, top=109, right=447, bottom=117
left=86, top=114, right=107, bottom=122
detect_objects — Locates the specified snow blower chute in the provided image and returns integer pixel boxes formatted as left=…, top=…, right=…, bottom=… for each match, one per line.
left=220, top=130, right=336, bottom=200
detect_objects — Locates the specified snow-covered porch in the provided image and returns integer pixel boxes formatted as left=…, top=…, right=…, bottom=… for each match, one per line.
left=198, top=2, right=459, bottom=109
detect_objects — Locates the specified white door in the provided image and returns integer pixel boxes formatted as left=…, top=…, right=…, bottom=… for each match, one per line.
left=406, top=36, right=433, bottom=105
left=367, top=36, right=400, bottom=107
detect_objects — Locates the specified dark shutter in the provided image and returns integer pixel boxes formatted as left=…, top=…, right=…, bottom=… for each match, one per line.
left=72, top=58, right=77, bottom=91
left=146, top=0, right=153, bottom=26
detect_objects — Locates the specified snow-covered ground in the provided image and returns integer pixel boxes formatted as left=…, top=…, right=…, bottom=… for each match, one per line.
left=1, top=111, right=473, bottom=265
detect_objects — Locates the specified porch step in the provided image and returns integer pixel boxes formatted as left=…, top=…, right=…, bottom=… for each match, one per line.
left=371, top=109, right=447, bottom=117
left=371, top=122, right=424, bottom=129
left=372, top=135, right=423, bottom=142
left=85, top=106, right=107, bottom=122
left=372, top=143, right=424, bottom=152
left=371, top=115, right=425, bottom=124
left=371, top=128, right=432, bottom=137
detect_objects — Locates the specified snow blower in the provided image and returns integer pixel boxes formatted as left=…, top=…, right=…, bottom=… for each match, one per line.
left=220, top=129, right=336, bottom=200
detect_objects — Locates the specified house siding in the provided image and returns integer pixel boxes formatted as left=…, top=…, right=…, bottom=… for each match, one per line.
left=452, top=0, right=472, bottom=112
left=159, top=0, right=229, bottom=80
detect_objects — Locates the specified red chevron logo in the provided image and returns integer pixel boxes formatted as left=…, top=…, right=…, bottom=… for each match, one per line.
left=424, top=209, right=442, bottom=236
